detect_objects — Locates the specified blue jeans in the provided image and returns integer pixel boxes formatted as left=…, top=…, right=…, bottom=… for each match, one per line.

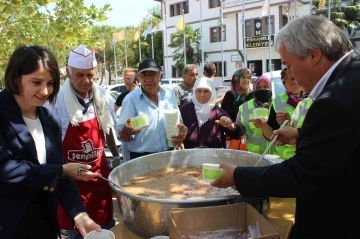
left=68, top=218, right=115, bottom=239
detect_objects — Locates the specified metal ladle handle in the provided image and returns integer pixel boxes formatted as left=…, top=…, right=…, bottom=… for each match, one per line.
left=78, top=168, right=122, bottom=190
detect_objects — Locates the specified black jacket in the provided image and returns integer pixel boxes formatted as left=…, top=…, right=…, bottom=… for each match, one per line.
left=0, top=89, right=84, bottom=239
left=233, top=52, right=360, bottom=238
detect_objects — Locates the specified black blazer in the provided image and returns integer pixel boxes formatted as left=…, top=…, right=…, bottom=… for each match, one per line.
left=0, top=89, right=84, bottom=239
left=233, top=52, right=360, bottom=238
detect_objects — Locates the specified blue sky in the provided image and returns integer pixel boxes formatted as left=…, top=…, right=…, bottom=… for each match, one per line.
left=84, top=0, right=160, bottom=27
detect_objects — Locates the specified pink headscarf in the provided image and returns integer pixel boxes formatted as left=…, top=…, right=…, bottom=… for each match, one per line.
left=253, top=75, right=271, bottom=89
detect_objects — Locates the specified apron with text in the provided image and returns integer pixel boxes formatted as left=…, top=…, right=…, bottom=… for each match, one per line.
left=57, top=117, right=113, bottom=230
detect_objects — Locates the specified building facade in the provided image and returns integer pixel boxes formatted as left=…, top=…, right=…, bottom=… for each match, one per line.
left=155, top=0, right=312, bottom=86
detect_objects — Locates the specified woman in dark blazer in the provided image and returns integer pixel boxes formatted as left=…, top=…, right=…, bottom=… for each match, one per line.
left=0, top=45, right=101, bottom=239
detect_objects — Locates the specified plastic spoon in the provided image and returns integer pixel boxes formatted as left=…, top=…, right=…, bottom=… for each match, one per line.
left=254, top=120, right=289, bottom=166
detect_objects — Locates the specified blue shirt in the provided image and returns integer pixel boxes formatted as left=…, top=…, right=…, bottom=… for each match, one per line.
left=116, top=86, right=179, bottom=153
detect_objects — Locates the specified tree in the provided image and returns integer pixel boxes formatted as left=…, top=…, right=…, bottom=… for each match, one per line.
left=168, top=24, right=207, bottom=76
left=0, top=0, right=111, bottom=87
left=88, top=5, right=164, bottom=85
left=312, top=0, right=360, bottom=37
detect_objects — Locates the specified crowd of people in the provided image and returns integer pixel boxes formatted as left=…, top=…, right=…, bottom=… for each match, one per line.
left=0, top=15, right=358, bottom=239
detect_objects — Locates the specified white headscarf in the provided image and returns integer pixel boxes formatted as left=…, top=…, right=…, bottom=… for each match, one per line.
left=191, top=77, right=217, bottom=127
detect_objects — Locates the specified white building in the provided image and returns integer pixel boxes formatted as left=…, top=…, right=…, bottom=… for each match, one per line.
left=155, top=0, right=359, bottom=87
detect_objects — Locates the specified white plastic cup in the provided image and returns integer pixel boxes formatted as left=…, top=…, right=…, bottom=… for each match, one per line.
left=264, top=154, right=283, bottom=164
left=163, top=109, right=180, bottom=147
left=202, top=163, right=223, bottom=182
left=131, top=115, right=150, bottom=130
left=253, top=107, right=269, bottom=122
left=84, top=229, right=115, bottom=239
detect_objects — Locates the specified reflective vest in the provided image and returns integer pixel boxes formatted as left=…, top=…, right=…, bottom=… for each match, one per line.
left=239, top=99, right=275, bottom=154
left=292, top=98, right=313, bottom=128
left=272, top=92, right=297, bottom=159
left=272, top=92, right=296, bottom=114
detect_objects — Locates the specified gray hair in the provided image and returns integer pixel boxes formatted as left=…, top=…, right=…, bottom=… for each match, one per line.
left=182, top=64, right=197, bottom=76
left=274, top=15, right=353, bottom=61
left=67, top=65, right=72, bottom=75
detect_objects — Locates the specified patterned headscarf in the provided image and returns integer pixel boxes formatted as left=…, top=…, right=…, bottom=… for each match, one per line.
left=230, top=67, right=251, bottom=93
left=253, top=75, right=271, bottom=89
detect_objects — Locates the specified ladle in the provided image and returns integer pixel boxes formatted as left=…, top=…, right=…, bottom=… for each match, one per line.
left=78, top=168, right=122, bottom=190
left=254, top=120, right=289, bottom=166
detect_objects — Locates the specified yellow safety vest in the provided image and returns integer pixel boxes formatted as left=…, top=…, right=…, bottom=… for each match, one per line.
left=292, top=98, right=313, bottom=128
left=239, top=99, right=275, bottom=154
left=271, top=92, right=296, bottom=159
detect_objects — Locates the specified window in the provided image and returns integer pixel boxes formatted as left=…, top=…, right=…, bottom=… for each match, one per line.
left=213, top=61, right=227, bottom=77
left=170, top=5, right=175, bottom=17
left=170, top=1, right=189, bottom=17
left=209, top=0, right=221, bottom=8
left=264, top=16, right=274, bottom=35
left=210, top=25, right=226, bottom=43
left=282, top=15, right=288, bottom=28
left=245, top=21, right=251, bottom=37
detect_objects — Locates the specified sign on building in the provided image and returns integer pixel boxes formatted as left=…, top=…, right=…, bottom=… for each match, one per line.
left=254, top=19, right=262, bottom=36
left=244, top=35, right=274, bottom=49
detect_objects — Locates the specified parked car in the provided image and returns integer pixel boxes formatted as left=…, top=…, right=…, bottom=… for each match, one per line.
left=106, top=84, right=127, bottom=94
left=159, top=78, right=183, bottom=85
left=217, top=78, right=231, bottom=98
left=262, top=70, right=284, bottom=97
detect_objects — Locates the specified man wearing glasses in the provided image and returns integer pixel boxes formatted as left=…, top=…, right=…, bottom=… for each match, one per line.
left=114, top=67, right=139, bottom=163
left=117, top=58, right=187, bottom=159
left=114, top=67, right=139, bottom=113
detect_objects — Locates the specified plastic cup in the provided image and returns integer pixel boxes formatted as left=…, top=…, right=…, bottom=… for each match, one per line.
left=84, top=229, right=115, bottom=239
left=131, top=115, right=150, bottom=130
left=202, top=163, right=223, bottom=182
left=264, top=154, right=283, bottom=164
left=163, top=109, right=180, bottom=147
left=253, top=108, right=269, bottom=122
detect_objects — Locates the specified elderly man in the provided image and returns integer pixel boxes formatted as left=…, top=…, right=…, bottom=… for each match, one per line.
left=49, top=45, right=119, bottom=239
left=212, top=15, right=359, bottom=238
left=117, top=58, right=187, bottom=160
left=172, top=64, right=198, bottom=107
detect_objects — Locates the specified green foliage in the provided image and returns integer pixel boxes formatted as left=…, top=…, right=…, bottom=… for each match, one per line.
left=312, top=0, right=360, bottom=37
left=90, top=4, right=164, bottom=81
left=0, top=0, right=111, bottom=88
left=168, top=24, right=207, bottom=76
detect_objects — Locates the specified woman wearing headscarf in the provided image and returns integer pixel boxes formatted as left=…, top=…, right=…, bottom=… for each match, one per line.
left=180, top=77, right=238, bottom=149
left=252, top=68, right=307, bottom=159
left=236, top=75, right=273, bottom=154
left=221, top=68, right=254, bottom=121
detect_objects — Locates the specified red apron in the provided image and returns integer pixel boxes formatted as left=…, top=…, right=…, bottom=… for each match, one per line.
left=57, top=117, right=113, bottom=230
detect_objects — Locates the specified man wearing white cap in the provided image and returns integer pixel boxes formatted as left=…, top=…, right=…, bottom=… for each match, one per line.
left=48, top=45, right=118, bottom=239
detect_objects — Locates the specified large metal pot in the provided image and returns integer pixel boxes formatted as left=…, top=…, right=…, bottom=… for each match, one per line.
left=108, top=149, right=274, bottom=238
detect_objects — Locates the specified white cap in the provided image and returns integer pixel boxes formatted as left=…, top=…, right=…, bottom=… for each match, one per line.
left=68, top=45, right=97, bottom=69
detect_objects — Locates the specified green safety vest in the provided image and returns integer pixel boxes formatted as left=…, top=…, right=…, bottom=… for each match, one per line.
left=239, top=99, right=276, bottom=154
left=271, top=92, right=296, bottom=160
left=292, top=98, right=313, bottom=128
